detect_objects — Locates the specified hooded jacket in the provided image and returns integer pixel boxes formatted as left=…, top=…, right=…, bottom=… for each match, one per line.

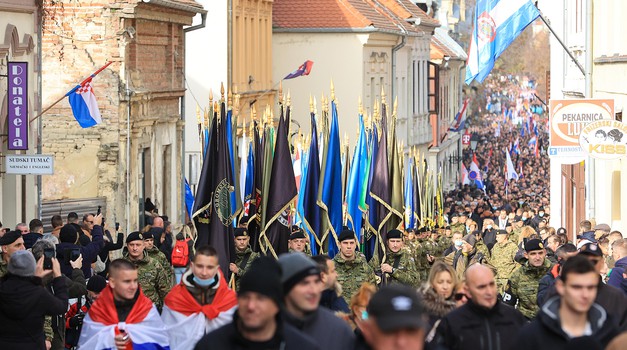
left=608, top=256, right=627, bottom=293
left=0, top=275, right=68, bottom=350
left=512, top=296, right=618, bottom=349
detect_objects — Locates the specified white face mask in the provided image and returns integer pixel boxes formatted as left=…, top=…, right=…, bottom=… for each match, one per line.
left=487, top=225, right=493, bottom=230
left=454, top=240, right=463, bottom=247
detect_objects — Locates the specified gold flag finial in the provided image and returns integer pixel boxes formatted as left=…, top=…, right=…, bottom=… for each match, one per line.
left=287, top=90, right=291, bottom=106
left=381, top=86, right=386, bottom=105
left=228, top=89, right=233, bottom=109
left=393, top=96, right=398, bottom=116
left=234, top=94, right=241, bottom=116
left=252, top=104, right=257, bottom=121
left=279, top=81, right=283, bottom=100
left=220, top=82, right=225, bottom=100
left=309, top=95, right=314, bottom=113
left=196, top=105, right=201, bottom=124
left=209, top=88, right=213, bottom=102
left=313, top=96, right=318, bottom=115
left=330, top=79, right=335, bottom=101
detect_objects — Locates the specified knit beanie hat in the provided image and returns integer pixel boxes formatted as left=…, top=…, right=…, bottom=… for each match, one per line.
left=277, top=253, right=320, bottom=294
left=59, top=224, right=78, bottom=244
left=87, top=275, right=108, bottom=293
left=8, top=250, right=36, bottom=277
left=239, top=256, right=284, bottom=307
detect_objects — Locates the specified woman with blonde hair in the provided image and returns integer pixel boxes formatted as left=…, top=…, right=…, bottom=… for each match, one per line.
left=418, top=261, right=458, bottom=327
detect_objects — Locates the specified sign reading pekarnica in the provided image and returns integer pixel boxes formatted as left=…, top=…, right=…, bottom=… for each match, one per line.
left=548, top=99, right=614, bottom=157
left=5, top=155, right=54, bottom=175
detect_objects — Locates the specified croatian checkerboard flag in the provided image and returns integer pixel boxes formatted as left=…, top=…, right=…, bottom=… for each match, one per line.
left=466, top=0, right=540, bottom=84
left=67, top=77, right=102, bottom=128
left=284, top=60, right=314, bottom=79
left=469, top=154, right=485, bottom=190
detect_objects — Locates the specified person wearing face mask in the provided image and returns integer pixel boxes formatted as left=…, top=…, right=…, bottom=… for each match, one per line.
left=481, top=219, right=497, bottom=250
left=162, top=245, right=237, bottom=350
left=530, top=207, right=546, bottom=230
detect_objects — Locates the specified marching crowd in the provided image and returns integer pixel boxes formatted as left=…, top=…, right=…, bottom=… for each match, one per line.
left=1, top=77, right=627, bottom=349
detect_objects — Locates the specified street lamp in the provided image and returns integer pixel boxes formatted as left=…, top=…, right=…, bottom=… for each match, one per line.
left=470, top=133, right=480, bottom=151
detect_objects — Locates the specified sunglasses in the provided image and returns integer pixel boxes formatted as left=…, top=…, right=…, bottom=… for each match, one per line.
left=454, top=293, right=467, bottom=301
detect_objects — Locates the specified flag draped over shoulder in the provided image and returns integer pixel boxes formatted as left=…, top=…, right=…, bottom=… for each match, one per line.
left=318, top=101, right=343, bottom=257
left=78, top=286, right=169, bottom=349
left=346, top=115, right=368, bottom=242
left=301, top=113, right=323, bottom=253
left=260, top=108, right=297, bottom=258
left=466, top=0, right=540, bottom=84
left=161, top=270, right=237, bottom=350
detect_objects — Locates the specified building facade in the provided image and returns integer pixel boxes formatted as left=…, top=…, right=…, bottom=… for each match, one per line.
left=0, top=0, right=40, bottom=228
left=41, top=0, right=204, bottom=232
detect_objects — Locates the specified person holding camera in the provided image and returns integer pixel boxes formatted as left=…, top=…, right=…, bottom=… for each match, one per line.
left=0, top=250, right=68, bottom=350
left=57, top=215, right=104, bottom=279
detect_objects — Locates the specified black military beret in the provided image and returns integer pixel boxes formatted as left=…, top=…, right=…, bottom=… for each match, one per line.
left=126, top=231, right=144, bottom=244
left=234, top=228, right=249, bottom=237
left=338, top=229, right=356, bottom=242
left=387, top=229, right=403, bottom=240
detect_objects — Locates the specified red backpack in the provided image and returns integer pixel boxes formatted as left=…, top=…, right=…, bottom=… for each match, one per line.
left=172, top=238, right=191, bottom=267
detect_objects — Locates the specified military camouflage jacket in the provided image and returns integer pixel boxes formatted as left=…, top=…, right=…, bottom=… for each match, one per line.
left=490, top=241, right=519, bottom=283
left=505, top=258, right=552, bottom=319
left=233, top=247, right=260, bottom=291
left=0, top=259, right=7, bottom=278
left=123, top=251, right=172, bottom=308
left=369, top=249, right=418, bottom=288
left=333, top=252, right=377, bottom=300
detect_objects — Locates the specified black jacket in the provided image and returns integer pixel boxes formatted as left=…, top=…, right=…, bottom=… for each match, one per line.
left=23, top=232, right=43, bottom=249
left=97, top=231, right=124, bottom=277
left=512, top=296, right=618, bottom=350
left=0, top=275, right=68, bottom=350
left=432, top=299, right=527, bottom=350
left=540, top=276, right=627, bottom=330
left=283, top=307, right=355, bottom=350
left=194, top=313, right=319, bottom=350
left=319, top=289, right=350, bottom=313
left=56, top=224, right=104, bottom=278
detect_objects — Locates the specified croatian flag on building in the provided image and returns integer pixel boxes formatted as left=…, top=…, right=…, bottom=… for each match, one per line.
left=466, top=0, right=540, bottom=84
left=67, top=77, right=102, bottom=128
left=284, top=60, right=314, bottom=79
left=66, top=61, right=111, bottom=128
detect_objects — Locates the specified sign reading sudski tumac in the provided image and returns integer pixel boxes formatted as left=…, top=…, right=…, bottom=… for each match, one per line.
left=5, top=155, right=54, bottom=175
left=549, top=99, right=614, bottom=157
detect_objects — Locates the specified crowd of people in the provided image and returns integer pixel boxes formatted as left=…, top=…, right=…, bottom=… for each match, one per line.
left=1, top=75, right=627, bottom=349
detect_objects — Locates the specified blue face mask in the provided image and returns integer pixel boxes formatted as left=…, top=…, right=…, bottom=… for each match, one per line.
left=539, top=212, right=544, bottom=217
left=193, top=275, right=217, bottom=287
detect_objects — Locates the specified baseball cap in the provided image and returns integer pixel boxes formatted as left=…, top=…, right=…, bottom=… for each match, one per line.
left=578, top=243, right=603, bottom=257
left=367, top=285, right=425, bottom=332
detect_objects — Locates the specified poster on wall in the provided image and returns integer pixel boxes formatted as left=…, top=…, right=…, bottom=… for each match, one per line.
left=579, top=119, right=627, bottom=160
left=7, top=62, right=28, bottom=150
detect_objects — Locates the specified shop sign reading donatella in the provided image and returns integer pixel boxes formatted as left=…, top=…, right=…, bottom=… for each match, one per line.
left=579, top=120, right=627, bottom=160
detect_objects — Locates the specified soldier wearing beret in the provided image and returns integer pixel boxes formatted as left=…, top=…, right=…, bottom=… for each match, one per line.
left=229, top=227, right=259, bottom=292
left=503, top=238, right=552, bottom=319
left=123, top=231, right=171, bottom=310
left=333, top=229, right=377, bottom=300
left=143, top=231, right=172, bottom=275
left=369, top=229, right=419, bottom=288
left=288, top=226, right=311, bottom=256
left=0, top=231, right=26, bottom=278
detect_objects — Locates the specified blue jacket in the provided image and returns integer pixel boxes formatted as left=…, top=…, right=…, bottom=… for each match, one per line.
left=56, top=225, right=104, bottom=278
left=608, top=256, right=627, bottom=294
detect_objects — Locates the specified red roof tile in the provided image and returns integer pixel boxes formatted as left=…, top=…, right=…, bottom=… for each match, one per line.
left=273, top=0, right=437, bottom=33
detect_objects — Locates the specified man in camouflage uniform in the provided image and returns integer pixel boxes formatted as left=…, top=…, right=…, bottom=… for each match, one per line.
left=333, top=229, right=377, bottom=300
left=123, top=231, right=171, bottom=310
left=489, top=230, right=519, bottom=293
left=413, top=227, right=432, bottom=284
left=503, top=238, right=552, bottom=320
left=0, top=231, right=25, bottom=278
left=449, top=214, right=465, bottom=235
left=143, top=231, right=173, bottom=280
left=229, top=227, right=259, bottom=291
left=369, top=229, right=418, bottom=287
left=288, top=226, right=311, bottom=256
left=510, top=216, right=524, bottom=245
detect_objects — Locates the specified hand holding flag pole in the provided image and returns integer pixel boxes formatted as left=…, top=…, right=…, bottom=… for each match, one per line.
left=29, top=61, right=113, bottom=124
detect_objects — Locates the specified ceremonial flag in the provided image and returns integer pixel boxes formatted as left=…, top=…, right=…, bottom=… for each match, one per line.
left=79, top=286, right=169, bottom=349
left=192, top=113, right=218, bottom=247
left=469, top=154, right=485, bottom=189
left=505, top=149, right=519, bottom=180
left=301, top=113, right=322, bottom=253
left=66, top=62, right=112, bottom=128
left=239, top=130, right=248, bottom=206
left=388, top=117, right=404, bottom=233
left=161, top=270, right=237, bottom=349
left=364, top=126, right=379, bottom=260
left=346, top=115, right=368, bottom=241
left=293, top=143, right=303, bottom=192
left=260, top=108, right=297, bottom=258
left=242, top=142, right=254, bottom=218
left=404, top=158, right=415, bottom=230
left=449, top=99, right=469, bottom=132
left=370, top=104, right=392, bottom=259
left=226, top=110, right=241, bottom=226
left=184, top=178, right=194, bottom=218
left=318, top=101, right=343, bottom=257
left=284, top=60, right=314, bottom=80
left=466, top=0, right=540, bottom=84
